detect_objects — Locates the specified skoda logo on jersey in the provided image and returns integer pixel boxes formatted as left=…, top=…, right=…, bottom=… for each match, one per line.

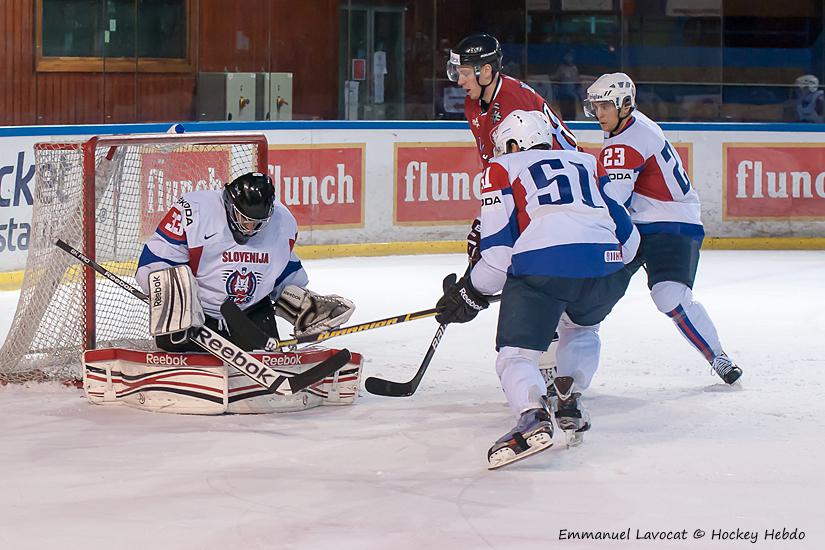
left=225, top=267, right=257, bottom=304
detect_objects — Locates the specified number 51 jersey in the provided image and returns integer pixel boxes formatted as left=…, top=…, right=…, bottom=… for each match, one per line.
left=600, top=110, right=703, bottom=237
left=475, top=149, right=639, bottom=286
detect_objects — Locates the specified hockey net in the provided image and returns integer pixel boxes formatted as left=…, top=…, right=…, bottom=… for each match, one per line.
left=0, top=132, right=268, bottom=384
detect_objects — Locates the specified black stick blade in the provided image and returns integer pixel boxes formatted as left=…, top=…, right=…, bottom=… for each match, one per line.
left=364, top=376, right=415, bottom=397
left=287, top=349, right=352, bottom=393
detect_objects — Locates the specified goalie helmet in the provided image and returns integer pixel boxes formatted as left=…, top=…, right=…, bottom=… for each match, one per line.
left=223, top=172, right=275, bottom=244
left=491, top=110, right=552, bottom=157
left=584, top=72, right=636, bottom=117
left=447, top=33, right=503, bottom=82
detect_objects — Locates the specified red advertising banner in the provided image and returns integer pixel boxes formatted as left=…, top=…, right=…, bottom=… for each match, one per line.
left=394, top=142, right=485, bottom=225
left=269, top=144, right=364, bottom=228
left=140, top=150, right=230, bottom=239
left=724, top=143, right=825, bottom=219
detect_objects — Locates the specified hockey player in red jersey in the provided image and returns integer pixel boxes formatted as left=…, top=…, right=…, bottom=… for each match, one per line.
left=584, top=73, right=742, bottom=384
left=448, top=33, right=578, bottom=388
left=447, top=33, right=578, bottom=166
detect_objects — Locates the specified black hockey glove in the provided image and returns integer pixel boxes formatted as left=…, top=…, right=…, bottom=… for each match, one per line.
left=435, top=273, right=489, bottom=324
left=467, top=218, right=482, bottom=266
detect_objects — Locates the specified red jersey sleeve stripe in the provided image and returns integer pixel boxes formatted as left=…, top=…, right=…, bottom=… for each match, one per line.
left=484, top=163, right=512, bottom=192
left=511, top=176, right=531, bottom=233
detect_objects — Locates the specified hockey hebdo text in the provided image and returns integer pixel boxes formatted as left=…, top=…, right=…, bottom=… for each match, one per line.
left=557, top=527, right=806, bottom=544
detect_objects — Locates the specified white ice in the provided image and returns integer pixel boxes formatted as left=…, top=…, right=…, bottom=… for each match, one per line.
left=1, top=251, right=823, bottom=550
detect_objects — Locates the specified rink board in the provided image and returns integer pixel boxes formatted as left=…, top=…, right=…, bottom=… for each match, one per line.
left=1, top=120, right=825, bottom=275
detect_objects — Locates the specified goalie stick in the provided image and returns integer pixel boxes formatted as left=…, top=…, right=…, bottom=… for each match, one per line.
left=55, top=239, right=350, bottom=394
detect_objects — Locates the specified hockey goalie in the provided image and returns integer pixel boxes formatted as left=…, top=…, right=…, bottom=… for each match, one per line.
left=84, top=172, right=361, bottom=415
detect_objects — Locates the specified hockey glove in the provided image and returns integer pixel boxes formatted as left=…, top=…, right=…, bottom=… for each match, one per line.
left=435, top=273, right=489, bottom=324
left=467, top=217, right=482, bottom=266
left=275, top=285, right=356, bottom=337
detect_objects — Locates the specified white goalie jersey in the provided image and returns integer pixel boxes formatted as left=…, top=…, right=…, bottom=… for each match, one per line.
left=136, top=190, right=308, bottom=320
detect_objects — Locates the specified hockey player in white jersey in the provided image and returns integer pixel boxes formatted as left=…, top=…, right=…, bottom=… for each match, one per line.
left=584, top=73, right=742, bottom=384
left=434, top=110, right=639, bottom=468
left=136, top=172, right=355, bottom=352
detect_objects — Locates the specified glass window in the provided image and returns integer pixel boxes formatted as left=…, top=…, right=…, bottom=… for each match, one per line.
left=526, top=1, right=621, bottom=120
left=722, top=0, right=823, bottom=85
left=38, top=0, right=191, bottom=72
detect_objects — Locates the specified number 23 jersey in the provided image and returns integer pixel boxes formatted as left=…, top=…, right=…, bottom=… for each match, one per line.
left=600, top=110, right=703, bottom=237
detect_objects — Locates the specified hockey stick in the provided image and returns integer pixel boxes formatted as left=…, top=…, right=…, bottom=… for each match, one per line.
left=220, top=298, right=499, bottom=351
left=54, top=239, right=350, bottom=394
left=363, top=274, right=502, bottom=398
left=364, top=322, right=448, bottom=397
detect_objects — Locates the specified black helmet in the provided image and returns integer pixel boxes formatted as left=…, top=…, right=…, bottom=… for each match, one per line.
left=447, top=33, right=503, bottom=82
left=222, top=172, right=275, bottom=244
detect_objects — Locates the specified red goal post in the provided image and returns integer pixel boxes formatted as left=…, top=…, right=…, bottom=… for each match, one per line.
left=0, top=132, right=268, bottom=384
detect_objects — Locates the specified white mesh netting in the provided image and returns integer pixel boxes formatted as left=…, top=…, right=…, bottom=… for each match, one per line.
left=0, top=133, right=267, bottom=383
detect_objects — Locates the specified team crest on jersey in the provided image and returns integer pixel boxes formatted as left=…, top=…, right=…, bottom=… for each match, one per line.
left=224, top=267, right=260, bottom=304
left=472, top=117, right=480, bottom=128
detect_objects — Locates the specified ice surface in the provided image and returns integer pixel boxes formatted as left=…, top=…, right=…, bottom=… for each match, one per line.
left=1, top=251, right=823, bottom=549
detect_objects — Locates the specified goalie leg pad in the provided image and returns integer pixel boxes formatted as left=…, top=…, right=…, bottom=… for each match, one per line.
left=275, top=285, right=355, bottom=336
left=149, top=265, right=205, bottom=336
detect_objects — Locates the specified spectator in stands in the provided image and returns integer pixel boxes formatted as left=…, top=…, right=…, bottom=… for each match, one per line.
left=794, top=74, right=824, bottom=123
left=551, top=51, right=581, bottom=120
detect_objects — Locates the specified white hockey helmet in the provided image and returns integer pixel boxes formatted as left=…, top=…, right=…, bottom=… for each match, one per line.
left=491, top=110, right=552, bottom=157
left=795, top=74, right=819, bottom=92
left=583, top=72, right=636, bottom=117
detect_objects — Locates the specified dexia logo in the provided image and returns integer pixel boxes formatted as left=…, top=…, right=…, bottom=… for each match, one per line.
left=0, top=151, right=34, bottom=207
left=190, top=326, right=274, bottom=386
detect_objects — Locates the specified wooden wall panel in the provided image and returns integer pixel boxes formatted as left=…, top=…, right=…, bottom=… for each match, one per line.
left=270, top=0, right=339, bottom=119
left=199, top=0, right=271, bottom=72
left=36, top=74, right=105, bottom=125
left=136, top=75, right=197, bottom=122
left=104, top=74, right=138, bottom=124
left=0, top=0, right=37, bottom=125
left=1, top=0, right=340, bottom=125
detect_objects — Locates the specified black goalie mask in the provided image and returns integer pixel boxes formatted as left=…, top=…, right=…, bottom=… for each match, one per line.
left=223, top=172, right=275, bottom=245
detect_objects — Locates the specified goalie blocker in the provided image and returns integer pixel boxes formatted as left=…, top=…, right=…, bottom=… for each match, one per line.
left=84, top=347, right=363, bottom=415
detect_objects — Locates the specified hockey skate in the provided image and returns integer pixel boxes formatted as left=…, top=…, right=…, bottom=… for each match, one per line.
left=553, top=376, right=591, bottom=448
left=711, top=353, right=742, bottom=385
left=487, top=404, right=554, bottom=470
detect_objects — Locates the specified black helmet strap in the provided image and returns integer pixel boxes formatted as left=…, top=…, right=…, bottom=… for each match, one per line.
left=478, top=67, right=499, bottom=109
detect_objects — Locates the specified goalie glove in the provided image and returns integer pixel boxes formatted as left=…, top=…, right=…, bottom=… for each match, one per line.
left=275, top=285, right=355, bottom=336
